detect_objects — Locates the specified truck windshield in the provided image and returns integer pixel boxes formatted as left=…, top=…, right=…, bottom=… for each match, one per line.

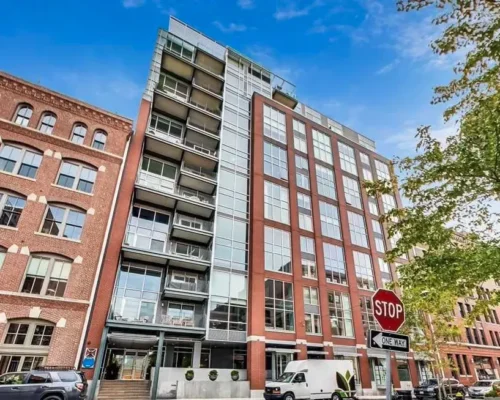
left=276, top=372, right=295, bottom=383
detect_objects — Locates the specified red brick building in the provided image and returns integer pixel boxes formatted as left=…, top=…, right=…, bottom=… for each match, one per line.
left=0, top=71, right=132, bottom=373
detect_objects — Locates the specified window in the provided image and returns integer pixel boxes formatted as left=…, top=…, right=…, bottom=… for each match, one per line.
left=3, top=321, right=54, bottom=347
left=39, top=112, right=56, bottom=134
left=0, top=144, right=42, bottom=178
left=56, top=161, right=97, bottom=193
left=348, top=212, right=368, bottom=248
left=264, top=141, right=288, bottom=180
left=14, top=104, right=33, bottom=127
left=329, top=291, right=354, bottom=337
left=233, top=349, right=247, bottom=369
left=295, top=155, right=310, bottom=190
left=458, top=302, right=466, bottom=318
left=21, top=255, right=72, bottom=297
left=297, top=192, right=313, bottom=231
left=0, top=358, right=43, bottom=374
left=264, top=181, right=289, bottom=224
left=265, top=279, right=294, bottom=331
left=360, top=152, right=373, bottom=181
left=378, top=258, right=392, bottom=288
left=303, top=287, right=319, bottom=305
left=140, top=155, right=177, bottom=185
left=323, top=243, right=347, bottom=285
left=375, top=160, right=390, bottom=180
left=305, top=313, right=322, bottom=334
left=360, top=296, right=379, bottom=335
left=354, top=251, right=376, bottom=290
left=312, top=129, right=333, bottom=164
left=0, top=248, right=5, bottom=269
left=319, top=201, right=341, bottom=239
left=0, top=192, right=26, bottom=228
left=125, top=206, right=170, bottom=252
left=293, top=119, right=307, bottom=153
left=40, top=205, right=86, bottom=240
left=372, top=220, right=386, bottom=253
left=263, top=104, right=286, bottom=144
left=371, top=358, right=386, bottom=386
left=368, top=197, right=379, bottom=215
left=92, top=130, right=107, bottom=150
left=264, top=226, right=291, bottom=273
left=382, top=194, right=396, bottom=214
left=71, top=123, right=87, bottom=144
left=315, top=164, right=336, bottom=199
left=338, top=142, right=357, bottom=176
left=172, top=346, right=193, bottom=368
left=343, top=176, right=362, bottom=209
left=301, top=236, right=317, bottom=279
left=213, top=215, right=248, bottom=272
left=209, top=271, right=247, bottom=331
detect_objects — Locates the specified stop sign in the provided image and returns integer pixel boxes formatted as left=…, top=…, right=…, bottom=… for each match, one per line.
left=371, top=289, right=405, bottom=332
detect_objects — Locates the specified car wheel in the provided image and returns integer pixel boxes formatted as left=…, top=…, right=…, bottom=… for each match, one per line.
left=41, top=396, right=63, bottom=400
left=332, top=393, right=342, bottom=400
left=283, top=393, right=295, bottom=400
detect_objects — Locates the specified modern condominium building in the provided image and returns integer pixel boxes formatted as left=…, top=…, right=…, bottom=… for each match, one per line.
left=0, top=72, right=132, bottom=374
left=83, top=17, right=434, bottom=399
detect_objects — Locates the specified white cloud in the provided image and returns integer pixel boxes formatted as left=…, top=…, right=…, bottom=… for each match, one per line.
left=122, top=0, right=145, bottom=8
left=384, top=123, right=457, bottom=153
left=152, top=0, right=175, bottom=15
left=274, top=0, right=324, bottom=21
left=213, top=21, right=247, bottom=33
left=376, top=59, right=400, bottom=75
left=238, top=0, right=254, bottom=9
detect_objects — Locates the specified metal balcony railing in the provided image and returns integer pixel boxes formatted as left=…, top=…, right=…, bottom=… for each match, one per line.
left=195, top=60, right=223, bottom=77
left=148, top=125, right=217, bottom=156
left=158, top=312, right=205, bottom=328
left=181, top=162, right=217, bottom=181
left=165, top=277, right=209, bottom=293
left=165, top=33, right=195, bottom=62
left=167, top=241, right=211, bottom=261
left=174, top=213, right=213, bottom=233
left=188, top=98, right=221, bottom=116
left=192, top=78, right=222, bottom=97
left=176, top=186, right=215, bottom=205
left=183, top=139, right=217, bottom=157
left=157, top=74, right=189, bottom=102
left=148, top=125, right=183, bottom=145
left=186, top=117, right=219, bottom=136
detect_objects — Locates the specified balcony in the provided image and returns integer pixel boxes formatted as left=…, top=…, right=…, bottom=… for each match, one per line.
left=179, top=162, right=217, bottom=194
left=157, top=301, right=206, bottom=333
left=163, top=276, right=209, bottom=301
left=171, top=213, right=213, bottom=244
left=167, top=240, right=212, bottom=271
left=135, top=171, right=215, bottom=218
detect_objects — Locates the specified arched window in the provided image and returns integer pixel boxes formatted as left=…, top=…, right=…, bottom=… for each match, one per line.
left=0, top=247, right=6, bottom=269
left=13, top=104, right=33, bottom=127
left=92, top=130, right=107, bottom=150
left=21, top=254, right=72, bottom=297
left=0, top=142, right=43, bottom=179
left=56, top=160, right=97, bottom=194
left=39, top=112, right=57, bottom=134
left=40, top=204, right=86, bottom=241
left=70, top=123, right=87, bottom=145
left=0, top=190, right=26, bottom=228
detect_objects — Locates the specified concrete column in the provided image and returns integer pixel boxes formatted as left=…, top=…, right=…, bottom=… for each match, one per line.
left=87, top=326, right=108, bottom=400
left=193, top=341, right=202, bottom=368
left=151, top=331, right=164, bottom=400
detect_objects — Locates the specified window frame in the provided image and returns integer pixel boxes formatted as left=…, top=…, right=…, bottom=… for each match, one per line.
left=20, top=254, right=72, bottom=298
left=343, top=175, right=363, bottom=209
left=348, top=211, right=369, bottom=248
left=264, top=141, right=288, bottom=180
left=56, top=160, right=97, bottom=194
left=265, top=279, right=295, bottom=332
left=323, top=243, right=347, bottom=285
left=40, top=204, right=86, bottom=241
left=13, top=104, right=33, bottom=127
left=124, top=205, right=170, bottom=253
left=0, top=191, right=26, bottom=228
left=38, top=112, right=57, bottom=134
left=2, top=320, right=55, bottom=348
left=315, top=164, right=336, bottom=200
left=295, top=154, right=310, bottom=190
left=354, top=251, right=376, bottom=291
left=312, top=129, right=333, bottom=165
left=264, top=181, right=290, bottom=224
left=263, top=104, right=287, bottom=144
left=92, top=130, right=107, bottom=150
left=338, top=142, right=358, bottom=176
left=319, top=201, right=341, bottom=240
left=328, top=291, right=354, bottom=337
left=264, top=226, right=292, bottom=274
left=297, top=192, right=313, bottom=231
left=0, top=143, right=43, bottom=179
left=293, top=119, right=307, bottom=153
left=70, top=123, right=88, bottom=145
left=374, top=160, right=390, bottom=181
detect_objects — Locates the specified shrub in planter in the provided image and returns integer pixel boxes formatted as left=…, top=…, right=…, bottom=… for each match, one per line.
left=185, top=369, right=194, bottom=381
left=208, top=369, right=218, bottom=381
left=485, top=385, right=500, bottom=400
left=231, top=370, right=239, bottom=381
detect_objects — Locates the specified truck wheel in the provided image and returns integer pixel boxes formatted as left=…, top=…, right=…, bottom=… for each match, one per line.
left=283, top=393, right=295, bottom=400
left=332, top=393, right=342, bottom=400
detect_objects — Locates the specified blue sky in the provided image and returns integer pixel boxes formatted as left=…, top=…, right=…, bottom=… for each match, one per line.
left=0, top=0, right=458, bottom=159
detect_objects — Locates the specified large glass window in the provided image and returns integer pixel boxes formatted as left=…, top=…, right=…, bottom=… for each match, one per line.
left=3, top=320, right=54, bottom=347
left=372, top=220, right=386, bottom=253
left=141, top=155, right=177, bottom=180
left=149, top=113, right=183, bottom=140
left=295, top=155, right=310, bottom=190
left=315, top=164, right=336, bottom=199
left=264, top=226, right=291, bottom=273
left=40, top=205, right=86, bottom=240
left=0, top=192, right=26, bottom=228
left=264, top=181, right=289, bottom=224
left=305, top=313, right=322, bottom=335
left=329, top=291, right=354, bottom=337
left=21, top=255, right=72, bottom=297
left=0, top=144, right=42, bottom=179
left=14, top=104, right=33, bottom=127
left=374, top=160, right=390, bottom=180
left=265, top=279, right=294, bottom=331
left=263, top=104, right=286, bottom=144
left=301, top=236, right=317, bottom=279
left=218, top=168, right=249, bottom=220
left=304, top=287, right=321, bottom=334
left=297, top=192, right=313, bottom=231
left=348, top=212, right=368, bottom=248
left=70, top=123, right=87, bottom=145
left=378, top=258, right=392, bottom=288
left=110, top=264, right=161, bottom=323
left=368, top=197, right=379, bottom=215
left=214, top=215, right=248, bottom=271
left=159, top=74, right=189, bottom=101
left=312, top=129, right=333, bottom=165
left=303, top=287, right=319, bottom=305
left=354, top=251, right=376, bottom=290
left=343, top=176, right=362, bottom=209
left=124, top=206, right=170, bottom=252
left=323, top=243, right=347, bottom=285
left=382, top=194, right=396, bottom=214
left=338, top=142, right=357, bottom=176
left=360, top=296, right=379, bottom=335
left=293, top=119, right=307, bottom=153
left=92, top=130, right=107, bottom=150
left=56, top=161, right=97, bottom=194
left=39, top=112, right=56, bottom=134
left=264, top=141, right=288, bottom=180
left=319, top=201, right=341, bottom=240
left=360, top=152, right=373, bottom=181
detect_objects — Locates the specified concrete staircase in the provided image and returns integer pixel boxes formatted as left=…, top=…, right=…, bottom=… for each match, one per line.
left=97, top=380, right=151, bottom=400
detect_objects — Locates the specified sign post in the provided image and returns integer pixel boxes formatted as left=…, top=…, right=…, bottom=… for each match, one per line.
left=370, top=289, right=407, bottom=400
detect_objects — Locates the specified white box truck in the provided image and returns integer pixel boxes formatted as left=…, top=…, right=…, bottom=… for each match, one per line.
left=264, top=359, right=356, bottom=400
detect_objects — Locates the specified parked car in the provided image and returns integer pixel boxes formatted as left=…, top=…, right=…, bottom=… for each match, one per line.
left=0, top=367, right=87, bottom=399
left=414, top=378, right=466, bottom=400
left=468, top=380, right=500, bottom=398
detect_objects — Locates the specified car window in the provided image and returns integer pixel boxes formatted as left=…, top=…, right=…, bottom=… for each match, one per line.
left=0, top=373, right=27, bottom=385
left=294, top=373, right=306, bottom=383
left=57, top=371, right=79, bottom=382
left=27, top=372, right=51, bottom=384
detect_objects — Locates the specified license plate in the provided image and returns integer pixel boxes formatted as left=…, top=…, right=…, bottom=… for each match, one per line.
left=420, top=391, right=425, bottom=394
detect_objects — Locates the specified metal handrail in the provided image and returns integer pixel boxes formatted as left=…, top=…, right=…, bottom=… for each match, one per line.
left=167, top=241, right=211, bottom=261
left=183, top=138, right=217, bottom=157
left=158, top=312, right=205, bottom=328
left=186, top=117, right=219, bottom=136
left=148, top=125, right=217, bottom=156
left=165, top=277, right=208, bottom=293
left=173, top=213, right=213, bottom=232
left=181, top=162, right=217, bottom=181
left=192, top=78, right=221, bottom=97
left=148, top=126, right=183, bottom=144
left=188, top=99, right=221, bottom=116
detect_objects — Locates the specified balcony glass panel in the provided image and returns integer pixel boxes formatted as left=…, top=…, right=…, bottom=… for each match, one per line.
left=168, top=241, right=211, bottom=261
left=166, top=33, right=195, bottom=62
left=166, top=274, right=208, bottom=293
left=158, top=73, right=189, bottom=101
left=149, top=114, right=184, bottom=143
left=181, top=163, right=217, bottom=181
left=159, top=302, right=205, bottom=328
left=174, top=213, right=213, bottom=232
left=187, top=117, right=219, bottom=136
left=124, top=206, right=170, bottom=253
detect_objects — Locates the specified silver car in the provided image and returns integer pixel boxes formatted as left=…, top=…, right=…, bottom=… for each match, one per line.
left=468, top=380, right=500, bottom=398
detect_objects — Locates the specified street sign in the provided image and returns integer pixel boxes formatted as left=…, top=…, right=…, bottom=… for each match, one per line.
left=368, top=330, right=410, bottom=353
left=372, top=289, right=405, bottom=332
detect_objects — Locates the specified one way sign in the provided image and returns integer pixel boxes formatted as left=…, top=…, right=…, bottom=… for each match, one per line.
left=368, top=330, right=410, bottom=353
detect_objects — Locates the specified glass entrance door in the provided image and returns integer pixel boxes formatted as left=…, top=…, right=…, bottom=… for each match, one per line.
left=276, top=353, right=291, bottom=378
left=104, top=349, right=149, bottom=380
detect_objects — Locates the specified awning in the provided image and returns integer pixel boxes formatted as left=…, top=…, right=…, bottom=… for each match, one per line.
left=367, top=349, right=386, bottom=359
left=308, top=351, right=328, bottom=355
left=107, top=333, right=159, bottom=349
left=266, top=348, right=301, bottom=353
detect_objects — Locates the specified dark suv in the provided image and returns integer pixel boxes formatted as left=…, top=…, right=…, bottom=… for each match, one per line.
left=0, top=367, right=87, bottom=399
left=414, top=378, right=466, bottom=400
